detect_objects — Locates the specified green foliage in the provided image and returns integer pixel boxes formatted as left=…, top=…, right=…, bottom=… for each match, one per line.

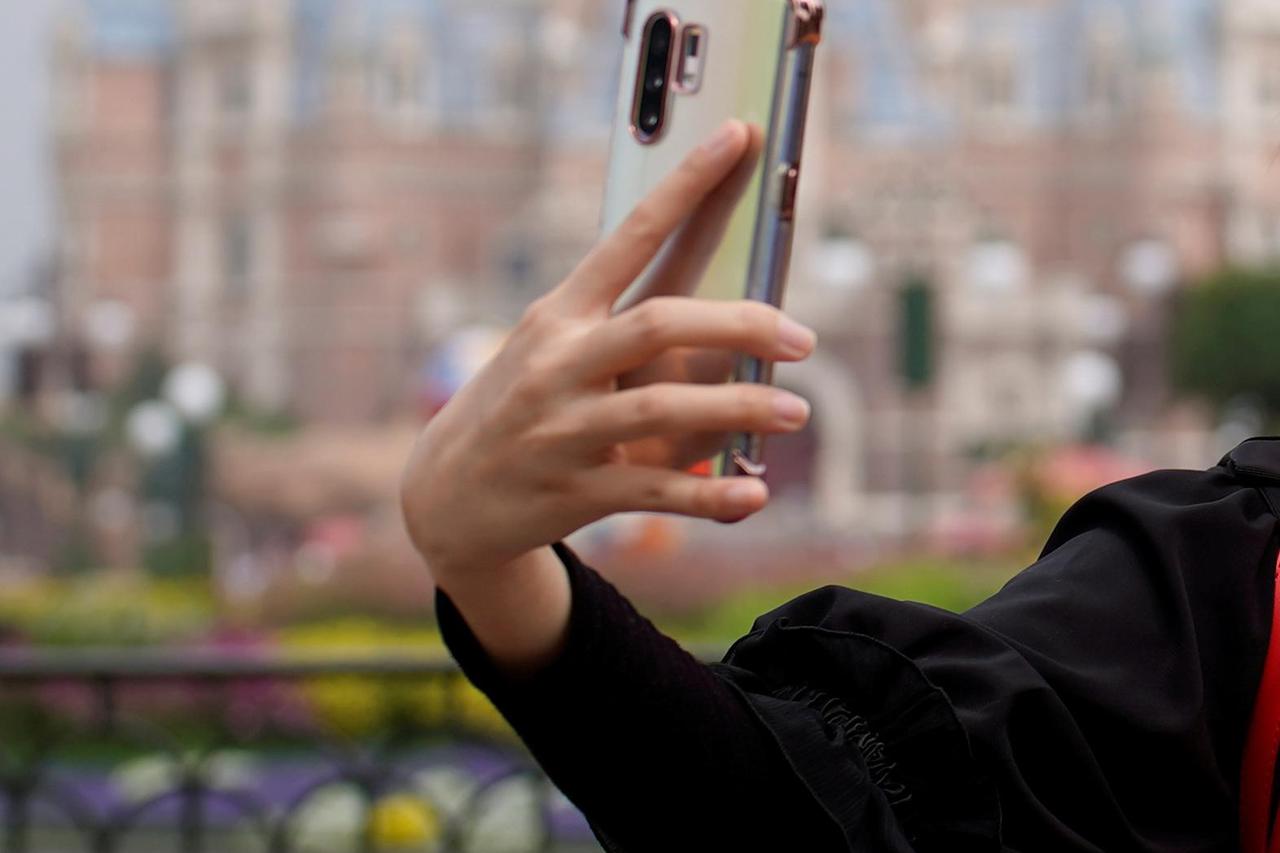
left=55, top=521, right=97, bottom=576
left=1171, top=266, right=1280, bottom=417
left=221, top=394, right=299, bottom=435
left=109, top=346, right=170, bottom=422
left=142, top=533, right=213, bottom=577
left=661, top=555, right=1025, bottom=645
left=0, top=575, right=215, bottom=646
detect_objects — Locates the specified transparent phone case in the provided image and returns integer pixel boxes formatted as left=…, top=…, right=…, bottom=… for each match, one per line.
left=601, top=0, right=823, bottom=479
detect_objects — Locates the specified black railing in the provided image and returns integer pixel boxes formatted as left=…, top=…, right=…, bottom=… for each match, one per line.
left=0, top=645, right=718, bottom=853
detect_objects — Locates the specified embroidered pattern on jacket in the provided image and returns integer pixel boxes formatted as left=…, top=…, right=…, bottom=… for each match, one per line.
left=770, top=682, right=913, bottom=807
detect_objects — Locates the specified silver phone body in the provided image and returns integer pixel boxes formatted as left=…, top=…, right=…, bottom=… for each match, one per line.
left=600, top=0, right=823, bottom=479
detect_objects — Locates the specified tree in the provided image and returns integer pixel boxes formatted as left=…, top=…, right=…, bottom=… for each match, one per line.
left=1170, top=266, right=1280, bottom=419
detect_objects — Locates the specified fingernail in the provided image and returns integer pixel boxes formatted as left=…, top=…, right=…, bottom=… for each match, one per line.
left=777, top=316, right=817, bottom=356
left=701, top=120, right=742, bottom=158
left=773, top=393, right=811, bottom=425
left=726, top=479, right=766, bottom=508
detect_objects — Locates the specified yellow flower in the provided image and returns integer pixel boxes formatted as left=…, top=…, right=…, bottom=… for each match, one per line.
left=367, top=794, right=440, bottom=849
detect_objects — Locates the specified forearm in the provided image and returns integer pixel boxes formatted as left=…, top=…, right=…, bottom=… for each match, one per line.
left=428, top=545, right=571, bottom=681
left=434, top=542, right=844, bottom=851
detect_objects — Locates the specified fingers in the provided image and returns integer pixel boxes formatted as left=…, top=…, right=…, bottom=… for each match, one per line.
left=562, top=120, right=753, bottom=313
left=561, top=297, right=816, bottom=386
left=620, top=430, right=729, bottom=471
left=568, top=382, right=811, bottom=448
left=615, top=346, right=733, bottom=393
left=577, top=464, right=770, bottom=522
left=683, top=348, right=736, bottom=385
left=612, top=123, right=766, bottom=313
left=665, top=431, right=734, bottom=472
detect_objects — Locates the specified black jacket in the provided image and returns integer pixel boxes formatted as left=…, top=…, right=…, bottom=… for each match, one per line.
left=436, top=437, right=1280, bottom=852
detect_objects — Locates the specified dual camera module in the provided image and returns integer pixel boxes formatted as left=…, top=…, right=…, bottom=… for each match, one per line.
left=632, top=13, right=705, bottom=142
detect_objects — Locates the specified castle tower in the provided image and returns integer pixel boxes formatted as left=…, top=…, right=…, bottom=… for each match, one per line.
left=172, top=0, right=293, bottom=409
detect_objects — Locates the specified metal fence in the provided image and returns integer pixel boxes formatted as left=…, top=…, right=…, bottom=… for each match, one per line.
left=0, top=647, right=710, bottom=853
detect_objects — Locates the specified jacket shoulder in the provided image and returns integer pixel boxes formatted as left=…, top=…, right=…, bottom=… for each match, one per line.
left=1221, top=436, right=1280, bottom=496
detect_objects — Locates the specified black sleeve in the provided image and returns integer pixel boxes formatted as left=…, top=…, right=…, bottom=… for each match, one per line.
left=719, top=461, right=1279, bottom=852
left=434, top=541, right=904, bottom=852
left=437, top=451, right=1280, bottom=852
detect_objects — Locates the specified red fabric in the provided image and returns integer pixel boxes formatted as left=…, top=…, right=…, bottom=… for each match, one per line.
left=687, top=459, right=712, bottom=477
left=1241, top=549, right=1280, bottom=853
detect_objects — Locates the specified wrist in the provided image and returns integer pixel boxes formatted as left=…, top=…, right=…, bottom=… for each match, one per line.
left=424, top=543, right=536, bottom=596
left=433, top=544, right=574, bottom=681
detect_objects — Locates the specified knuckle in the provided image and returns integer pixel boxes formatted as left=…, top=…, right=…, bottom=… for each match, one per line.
left=638, top=476, right=668, bottom=509
left=741, top=386, right=773, bottom=423
left=737, top=301, right=776, bottom=340
left=523, top=412, right=571, bottom=454
left=624, top=203, right=663, bottom=246
left=681, top=149, right=711, bottom=178
left=631, top=388, right=670, bottom=428
left=629, top=299, right=670, bottom=340
left=533, top=465, right=577, bottom=504
left=518, top=296, right=553, bottom=331
left=506, top=370, right=548, bottom=410
left=525, top=344, right=563, bottom=381
left=519, top=295, right=576, bottom=340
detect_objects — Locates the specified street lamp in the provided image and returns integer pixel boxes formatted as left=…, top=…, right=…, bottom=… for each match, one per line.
left=1061, top=349, right=1123, bottom=439
left=124, top=363, right=228, bottom=577
left=83, top=300, right=136, bottom=352
left=1119, top=237, right=1179, bottom=416
left=126, top=400, right=182, bottom=459
left=968, top=238, right=1028, bottom=293
left=163, top=362, right=227, bottom=425
left=1120, top=238, right=1177, bottom=297
left=0, top=296, right=55, bottom=348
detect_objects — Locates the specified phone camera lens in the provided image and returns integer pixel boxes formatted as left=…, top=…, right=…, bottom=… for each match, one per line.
left=633, top=14, right=673, bottom=141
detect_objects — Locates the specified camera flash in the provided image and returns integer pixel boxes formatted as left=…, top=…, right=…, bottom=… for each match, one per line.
left=674, top=25, right=706, bottom=93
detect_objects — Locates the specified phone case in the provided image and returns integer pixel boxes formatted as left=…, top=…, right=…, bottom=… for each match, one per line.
left=600, top=0, right=824, bottom=479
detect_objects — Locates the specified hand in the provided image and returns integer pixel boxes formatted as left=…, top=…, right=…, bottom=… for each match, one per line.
left=400, top=119, right=817, bottom=585
left=612, top=123, right=769, bottom=470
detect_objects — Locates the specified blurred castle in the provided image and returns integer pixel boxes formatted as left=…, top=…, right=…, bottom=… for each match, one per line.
left=49, top=0, right=1280, bottom=537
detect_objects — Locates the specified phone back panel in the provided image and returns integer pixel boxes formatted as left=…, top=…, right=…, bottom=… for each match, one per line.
left=601, top=0, right=791, bottom=311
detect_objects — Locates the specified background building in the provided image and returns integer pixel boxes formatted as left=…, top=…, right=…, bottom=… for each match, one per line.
left=48, top=0, right=1280, bottom=539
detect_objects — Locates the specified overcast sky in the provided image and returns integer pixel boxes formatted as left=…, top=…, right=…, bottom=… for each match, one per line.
left=0, top=4, right=58, bottom=296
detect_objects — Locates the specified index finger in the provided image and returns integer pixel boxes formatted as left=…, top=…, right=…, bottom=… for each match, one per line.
left=561, top=119, right=753, bottom=313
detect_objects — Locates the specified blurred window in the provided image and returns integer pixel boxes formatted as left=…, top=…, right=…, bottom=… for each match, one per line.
left=493, top=46, right=528, bottom=123
left=1081, top=10, right=1126, bottom=121
left=379, top=56, right=422, bottom=111
left=815, top=225, right=874, bottom=292
left=972, top=49, right=1018, bottom=117
left=1259, top=56, right=1280, bottom=111
left=219, top=62, right=252, bottom=119
left=1085, top=51, right=1124, bottom=117
left=899, top=276, right=935, bottom=390
left=15, top=348, right=42, bottom=403
left=370, top=29, right=427, bottom=120
left=70, top=343, right=93, bottom=393
left=222, top=211, right=253, bottom=294
left=505, top=243, right=535, bottom=295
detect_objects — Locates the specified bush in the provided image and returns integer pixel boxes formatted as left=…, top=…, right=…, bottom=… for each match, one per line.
left=1171, top=266, right=1280, bottom=419
left=661, top=555, right=1024, bottom=645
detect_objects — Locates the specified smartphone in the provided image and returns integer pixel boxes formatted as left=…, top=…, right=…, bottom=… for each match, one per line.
left=600, top=0, right=824, bottom=479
